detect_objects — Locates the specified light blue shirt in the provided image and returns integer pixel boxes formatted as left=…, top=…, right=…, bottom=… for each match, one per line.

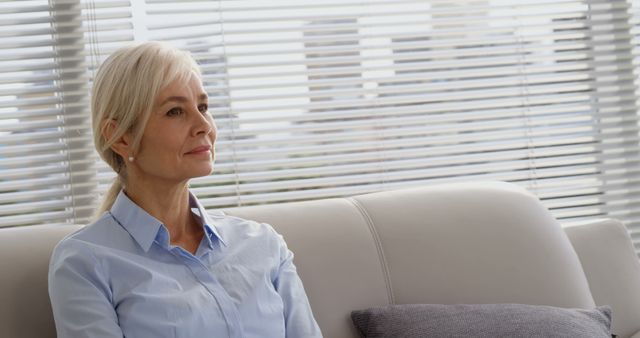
left=48, top=190, right=322, bottom=338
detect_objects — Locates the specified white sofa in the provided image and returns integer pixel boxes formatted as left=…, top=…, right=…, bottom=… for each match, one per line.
left=1, top=181, right=640, bottom=337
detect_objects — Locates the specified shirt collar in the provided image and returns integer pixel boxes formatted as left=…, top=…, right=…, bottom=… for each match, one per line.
left=109, top=190, right=227, bottom=252
left=188, top=192, right=227, bottom=248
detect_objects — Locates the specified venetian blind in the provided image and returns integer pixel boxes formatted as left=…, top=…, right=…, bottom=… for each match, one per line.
left=0, top=0, right=133, bottom=227
left=140, top=0, right=640, bottom=245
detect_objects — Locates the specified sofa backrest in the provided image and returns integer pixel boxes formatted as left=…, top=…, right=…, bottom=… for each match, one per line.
left=227, top=181, right=597, bottom=338
left=0, top=224, right=82, bottom=338
left=1, top=182, right=639, bottom=338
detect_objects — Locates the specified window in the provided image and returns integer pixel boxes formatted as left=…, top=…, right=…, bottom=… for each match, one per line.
left=0, top=0, right=133, bottom=226
left=2, top=0, right=640, bottom=252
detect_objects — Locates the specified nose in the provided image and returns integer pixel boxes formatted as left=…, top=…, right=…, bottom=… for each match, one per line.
left=192, top=108, right=214, bottom=137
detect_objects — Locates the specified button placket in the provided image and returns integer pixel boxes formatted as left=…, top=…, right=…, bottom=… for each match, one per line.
left=170, top=246, right=245, bottom=338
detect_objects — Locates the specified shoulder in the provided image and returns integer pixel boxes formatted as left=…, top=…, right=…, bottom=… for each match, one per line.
left=209, top=211, right=284, bottom=248
left=48, top=215, right=119, bottom=302
left=50, top=212, right=132, bottom=268
left=210, top=211, right=277, bottom=235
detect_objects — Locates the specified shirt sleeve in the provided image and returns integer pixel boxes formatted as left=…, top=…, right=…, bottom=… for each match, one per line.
left=271, top=229, right=323, bottom=338
left=48, top=239, right=124, bottom=338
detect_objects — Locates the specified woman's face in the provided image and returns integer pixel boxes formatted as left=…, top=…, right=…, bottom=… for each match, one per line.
left=131, top=73, right=216, bottom=185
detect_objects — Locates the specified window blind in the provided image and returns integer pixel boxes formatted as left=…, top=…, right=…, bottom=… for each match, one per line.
left=3, top=0, right=640, bottom=254
left=141, top=0, right=640, bottom=243
left=0, top=0, right=133, bottom=227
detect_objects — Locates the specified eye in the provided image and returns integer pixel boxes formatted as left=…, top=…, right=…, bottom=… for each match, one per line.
left=166, top=107, right=183, bottom=117
left=198, top=103, right=208, bottom=114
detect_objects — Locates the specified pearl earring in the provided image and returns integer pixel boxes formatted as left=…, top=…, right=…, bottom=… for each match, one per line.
left=128, top=156, right=134, bottom=162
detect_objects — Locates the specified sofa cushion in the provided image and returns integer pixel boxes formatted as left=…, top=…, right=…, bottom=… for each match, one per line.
left=351, top=182, right=596, bottom=309
left=225, top=198, right=391, bottom=338
left=351, top=303, right=613, bottom=338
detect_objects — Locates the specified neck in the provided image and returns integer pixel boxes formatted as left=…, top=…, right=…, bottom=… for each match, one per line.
left=124, top=175, right=200, bottom=249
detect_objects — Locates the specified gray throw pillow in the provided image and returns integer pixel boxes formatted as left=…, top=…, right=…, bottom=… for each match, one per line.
left=351, top=303, right=612, bottom=338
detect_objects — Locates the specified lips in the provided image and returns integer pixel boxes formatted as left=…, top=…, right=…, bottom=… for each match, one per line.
left=185, top=145, right=211, bottom=155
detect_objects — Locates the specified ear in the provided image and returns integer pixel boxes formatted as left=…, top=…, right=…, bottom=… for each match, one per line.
left=101, top=119, right=133, bottom=159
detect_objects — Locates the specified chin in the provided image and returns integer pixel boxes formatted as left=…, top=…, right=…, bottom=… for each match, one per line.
left=189, top=165, right=214, bottom=178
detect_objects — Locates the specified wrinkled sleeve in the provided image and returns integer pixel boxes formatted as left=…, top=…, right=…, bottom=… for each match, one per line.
left=48, top=239, right=124, bottom=338
left=271, top=229, right=323, bottom=338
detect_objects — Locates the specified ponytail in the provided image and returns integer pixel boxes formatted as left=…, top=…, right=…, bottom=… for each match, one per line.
left=95, top=177, right=123, bottom=217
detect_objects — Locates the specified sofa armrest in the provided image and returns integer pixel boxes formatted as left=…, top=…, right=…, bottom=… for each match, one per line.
left=565, top=219, right=640, bottom=338
left=629, top=330, right=640, bottom=338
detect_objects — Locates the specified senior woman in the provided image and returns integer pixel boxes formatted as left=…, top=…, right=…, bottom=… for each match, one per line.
left=48, top=42, right=322, bottom=338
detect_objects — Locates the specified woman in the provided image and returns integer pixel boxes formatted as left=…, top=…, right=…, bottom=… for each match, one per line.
left=48, top=42, right=322, bottom=338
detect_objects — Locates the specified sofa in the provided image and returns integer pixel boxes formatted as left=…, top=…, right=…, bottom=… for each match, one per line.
left=1, top=181, right=640, bottom=337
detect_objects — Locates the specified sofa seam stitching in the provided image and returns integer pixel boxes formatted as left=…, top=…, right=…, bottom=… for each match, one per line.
left=347, top=197, right=395, bottom=305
